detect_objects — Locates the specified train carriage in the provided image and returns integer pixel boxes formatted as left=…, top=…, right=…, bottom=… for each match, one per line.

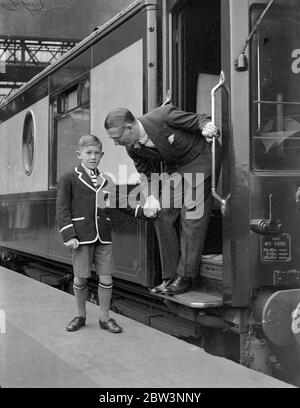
left=0, top=0, right=300, bottom=385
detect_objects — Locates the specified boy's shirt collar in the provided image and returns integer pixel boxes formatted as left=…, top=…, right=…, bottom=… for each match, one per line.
left=81, top=163, right=99, bottom=177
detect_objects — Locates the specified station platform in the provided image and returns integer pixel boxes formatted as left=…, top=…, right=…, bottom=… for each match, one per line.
left=0, top=267, right=294, bottom=388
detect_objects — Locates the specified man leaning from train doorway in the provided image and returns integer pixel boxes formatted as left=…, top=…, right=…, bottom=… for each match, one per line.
left=104, top=103, right=222, bottom=295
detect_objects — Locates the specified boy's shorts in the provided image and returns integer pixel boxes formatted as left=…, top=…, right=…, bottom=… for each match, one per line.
left=72, top=241, right=114, bottom=278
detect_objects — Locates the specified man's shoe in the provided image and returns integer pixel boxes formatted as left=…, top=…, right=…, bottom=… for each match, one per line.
left=150, top=279, right=173, bottom=293
left=66, top=316, right=86, bottom=332
left=165, top=275, right=192, bottom=295
left=99, top=318, right=123, bottom=333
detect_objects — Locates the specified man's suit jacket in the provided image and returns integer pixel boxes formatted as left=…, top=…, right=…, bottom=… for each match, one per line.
left=126, top=104, right=222, bottom=201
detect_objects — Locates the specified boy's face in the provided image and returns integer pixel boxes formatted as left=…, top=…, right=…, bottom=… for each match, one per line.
left=77, top=144, right=103, bottom=170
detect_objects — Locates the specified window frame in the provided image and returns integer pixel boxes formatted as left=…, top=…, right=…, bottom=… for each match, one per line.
left=250, top=4, right=300, bottom=172
left=22, top=110, right=35, bottom=176
left=49, top=74, right=90, bottom=189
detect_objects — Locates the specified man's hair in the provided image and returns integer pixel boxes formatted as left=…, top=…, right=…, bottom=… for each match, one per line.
left=78, top=134, right=102, bottom=149
left=104, top=108, right=135, bottom=130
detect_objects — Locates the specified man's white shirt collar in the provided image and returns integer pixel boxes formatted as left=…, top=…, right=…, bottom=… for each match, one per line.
left=136, top=120, right=155, bottom=147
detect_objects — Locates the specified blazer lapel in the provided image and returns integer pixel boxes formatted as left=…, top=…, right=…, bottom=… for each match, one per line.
left=97, top=172, right=106, bottom=191
left=75, top=165, right=96, bottom=192
left=139, top=114, right=177, bottom=162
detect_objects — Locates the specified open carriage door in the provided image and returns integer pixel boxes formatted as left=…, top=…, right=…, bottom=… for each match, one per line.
left=163, top=0, right=231, bottom=302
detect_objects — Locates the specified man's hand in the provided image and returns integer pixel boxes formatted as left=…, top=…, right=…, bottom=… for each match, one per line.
left=143, top=195, right=161, bottom=218
left=64, top=238, right=79, bottom=250
left=202, top=122, right=220, bottom=143
left=143, top=207, right=158, bottom=218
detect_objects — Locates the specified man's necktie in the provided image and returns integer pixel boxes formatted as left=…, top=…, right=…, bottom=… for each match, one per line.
left=90, top=170, right=98, bottom=188
left=140, top=137, right=155, bottom=148
left=134, top=137, right=156, bottom=150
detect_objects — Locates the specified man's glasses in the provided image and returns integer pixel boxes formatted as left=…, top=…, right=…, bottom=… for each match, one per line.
left=112, top=126, right=126, bottom=144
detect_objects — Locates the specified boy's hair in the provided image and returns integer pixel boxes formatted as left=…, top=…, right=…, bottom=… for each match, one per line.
left=104, top=108, right=135, bottom=130
left=78, top=134, right=102, bottom=150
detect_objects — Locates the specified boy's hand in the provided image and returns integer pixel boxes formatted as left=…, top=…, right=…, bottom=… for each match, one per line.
left=64, top=238, right=79, bottom=249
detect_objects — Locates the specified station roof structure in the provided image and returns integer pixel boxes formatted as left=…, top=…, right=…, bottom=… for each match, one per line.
left=0, top=0, right=133, bottom=103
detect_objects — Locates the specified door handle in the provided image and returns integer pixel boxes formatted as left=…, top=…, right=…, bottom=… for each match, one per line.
left=211, top=71, right=229, bottom=215
left=161, top=89, right=172, bottom=106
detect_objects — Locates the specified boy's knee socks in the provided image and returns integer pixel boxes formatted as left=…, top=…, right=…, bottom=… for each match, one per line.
left=98, top=281, right=113, bottom=322
left=73, top=278, right=88, bottom=317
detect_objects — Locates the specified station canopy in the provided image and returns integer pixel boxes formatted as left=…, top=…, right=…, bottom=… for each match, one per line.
left=0, top=0, right=133, bottom=104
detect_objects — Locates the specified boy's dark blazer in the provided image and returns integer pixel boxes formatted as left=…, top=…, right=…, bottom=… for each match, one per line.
left=56, top=165, right=142, bottom=245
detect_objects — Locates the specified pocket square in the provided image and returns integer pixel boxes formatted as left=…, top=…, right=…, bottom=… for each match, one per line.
left=167, top=134, right=175, bottom=144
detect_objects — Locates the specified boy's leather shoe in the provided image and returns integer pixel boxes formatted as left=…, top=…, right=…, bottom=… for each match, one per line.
left=99, top=318, right=123, bottom=333
left=66, top=316, right=86, bottom=331
left=165, top=275, right=192, bottom=295
left=150, top=279, right=173, bottom=293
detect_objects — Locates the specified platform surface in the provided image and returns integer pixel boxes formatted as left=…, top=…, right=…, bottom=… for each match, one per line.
left=0, top=268, right=294, bottom=388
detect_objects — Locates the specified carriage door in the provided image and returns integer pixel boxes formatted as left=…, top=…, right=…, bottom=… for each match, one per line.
left=164, top=0, right=229, bottom=297
left=250, top=0, right=300, bottom=289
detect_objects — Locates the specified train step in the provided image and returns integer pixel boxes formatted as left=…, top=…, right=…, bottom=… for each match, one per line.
left=152, top=290, right=223, bottom=308
left=151, top=254, right=224, bottom=308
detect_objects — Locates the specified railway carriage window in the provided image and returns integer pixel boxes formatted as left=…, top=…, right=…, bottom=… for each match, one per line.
left=22, top=111, right=35, bottom=176
left=50, top=49, right=91, bottom=93
left=251, top=2, right=300, bottom=170
left=50, top=78, right=90, bottom=187
left=78, top=79, right=90, bottom=105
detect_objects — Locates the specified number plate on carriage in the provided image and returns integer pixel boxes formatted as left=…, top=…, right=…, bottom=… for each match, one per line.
left=261, top=233, right=291, bottom=263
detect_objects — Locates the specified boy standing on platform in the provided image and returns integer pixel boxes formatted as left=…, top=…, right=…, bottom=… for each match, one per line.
left=56, top=134, right=144, bottom=334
